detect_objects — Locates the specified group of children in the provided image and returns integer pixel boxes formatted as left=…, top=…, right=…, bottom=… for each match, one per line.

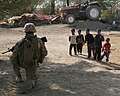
left=69, top=28, right=84, bottom=55
left=69, top=28, right=111, bottom=62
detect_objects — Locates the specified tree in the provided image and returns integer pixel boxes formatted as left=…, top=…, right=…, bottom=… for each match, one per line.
left=67, top=0, right=69, bottom=6
left=51, top=0, right=55, bottom=15
left=0, top=0, right=39, bottom=17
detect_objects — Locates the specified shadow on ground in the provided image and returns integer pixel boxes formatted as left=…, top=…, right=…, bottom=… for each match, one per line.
left=34, top=57, right=120, bottom=96
left=0, top=58, right=120, bottom=96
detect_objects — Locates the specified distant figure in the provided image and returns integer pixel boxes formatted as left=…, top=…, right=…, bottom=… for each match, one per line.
left=85, top=29, right=95, bottom=58
left=94, top=29, right=104, bottom=60
left=100, top=38, right=111, bottom=62
left=76, top=29, right=84, bottom=55
left=69, top=28, right=77, bottom=56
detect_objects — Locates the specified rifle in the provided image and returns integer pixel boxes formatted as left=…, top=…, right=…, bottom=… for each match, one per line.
left=2, top=37, right=47, bottom=54
left=2, top=47, right=14, bottom=54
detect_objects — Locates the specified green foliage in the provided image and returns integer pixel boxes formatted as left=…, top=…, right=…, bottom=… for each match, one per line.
left=41, top=6, right=51, bottom=15
left=93, top=0, right=119, bottom=1
left=99, top=0, right=120, bottom=22
left=101, top=10, right=116, bottom=21
left=37, top=0, right=56, bottom=15
left=0, top=0, right=39, bottom=17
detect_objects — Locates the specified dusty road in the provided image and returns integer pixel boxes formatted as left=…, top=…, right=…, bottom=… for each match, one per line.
left=0, top=24, right=120, bottom=96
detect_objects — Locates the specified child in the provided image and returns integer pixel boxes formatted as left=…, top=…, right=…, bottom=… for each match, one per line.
left=76, top=29, right=84, bottom=55
left=69, top=28, right=77, bottom=56
left=85, top=29, right=95, bottom=58
left=94, top=29, right=104, bottom=60
left=100, top=38, right=111, bottom=62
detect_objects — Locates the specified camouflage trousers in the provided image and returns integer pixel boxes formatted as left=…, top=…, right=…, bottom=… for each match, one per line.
left=12, top=60, right=38, bottom=81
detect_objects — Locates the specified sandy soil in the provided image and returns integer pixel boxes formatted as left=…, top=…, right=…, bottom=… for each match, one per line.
left=0, top=23, right=120, bottom=96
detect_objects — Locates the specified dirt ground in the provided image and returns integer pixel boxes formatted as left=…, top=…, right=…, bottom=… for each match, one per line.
left=0, top=23, right=120, bottom=96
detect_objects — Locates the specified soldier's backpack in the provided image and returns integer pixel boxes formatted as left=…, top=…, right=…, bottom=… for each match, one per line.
left=37, top=37, right=48, bottom=63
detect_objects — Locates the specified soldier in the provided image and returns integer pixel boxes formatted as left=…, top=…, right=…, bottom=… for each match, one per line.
left=10, top=23, right=47, bottom=93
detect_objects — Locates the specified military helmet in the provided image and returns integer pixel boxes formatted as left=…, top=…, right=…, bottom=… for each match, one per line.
left=24, top=23, right=36, bottom=33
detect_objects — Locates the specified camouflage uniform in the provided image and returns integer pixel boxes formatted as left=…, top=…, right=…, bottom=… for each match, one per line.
left=10, top=23, right=47, bottom=86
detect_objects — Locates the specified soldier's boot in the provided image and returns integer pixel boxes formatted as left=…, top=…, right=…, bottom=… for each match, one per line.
left=26, top=75, right=37, bottom=88
left=17, top=79, right=37, bottom=94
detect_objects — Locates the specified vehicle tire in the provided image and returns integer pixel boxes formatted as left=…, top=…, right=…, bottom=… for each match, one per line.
left=85, top=5, right=101, bottom=21
left=65, top=14, right=75, bottom=24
